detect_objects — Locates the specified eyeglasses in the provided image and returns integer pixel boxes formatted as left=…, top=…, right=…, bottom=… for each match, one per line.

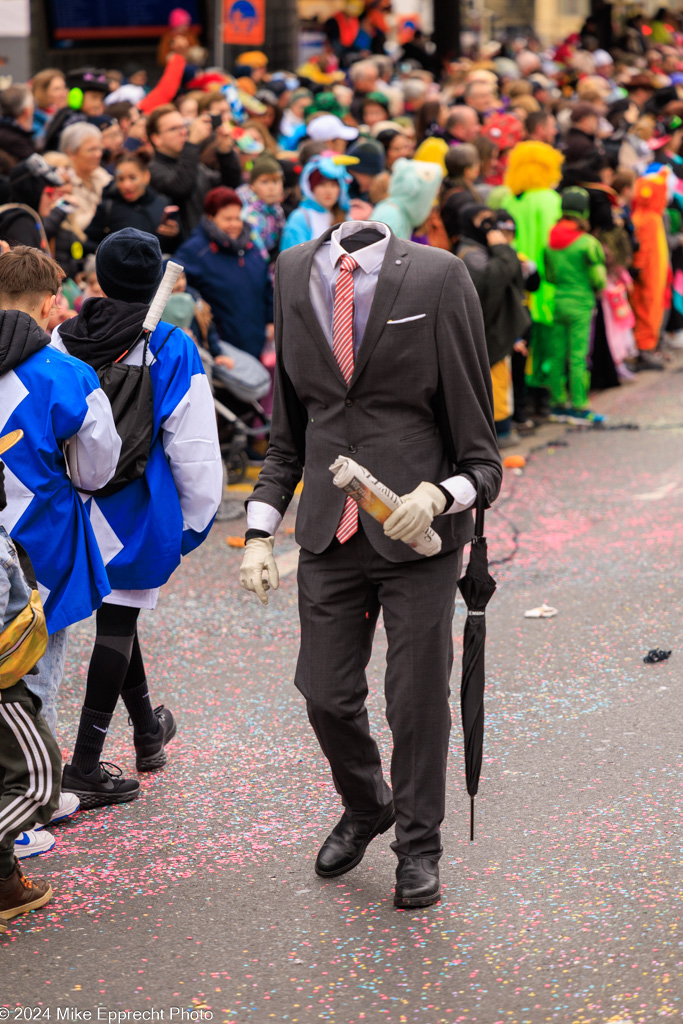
left=161, top=123, right=188, bottom=134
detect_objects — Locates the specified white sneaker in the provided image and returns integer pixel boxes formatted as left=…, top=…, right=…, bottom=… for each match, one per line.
left=14, top=829, right=56, bottom=859
left=34, top=791, right=80, bottom=830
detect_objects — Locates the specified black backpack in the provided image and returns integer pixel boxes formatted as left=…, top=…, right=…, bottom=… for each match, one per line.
left=81, top=326, right=175, bottom=498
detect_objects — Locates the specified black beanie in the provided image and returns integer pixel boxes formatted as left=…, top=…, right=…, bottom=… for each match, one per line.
left=96, top=228, right=163, bottom=304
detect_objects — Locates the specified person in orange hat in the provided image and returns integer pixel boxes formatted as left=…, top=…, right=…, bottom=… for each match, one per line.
left=234, top=51, right=269, bottom=84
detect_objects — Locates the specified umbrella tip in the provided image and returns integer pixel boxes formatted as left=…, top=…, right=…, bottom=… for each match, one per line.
left=470, top=796, right=475, bottom=842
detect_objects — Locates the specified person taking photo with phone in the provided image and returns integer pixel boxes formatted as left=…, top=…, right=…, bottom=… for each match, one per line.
left=147, top=105, right=241, bottom=236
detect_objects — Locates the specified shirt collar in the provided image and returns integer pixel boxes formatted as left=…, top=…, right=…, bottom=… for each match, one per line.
left=329, top=221, right=391, bottom=275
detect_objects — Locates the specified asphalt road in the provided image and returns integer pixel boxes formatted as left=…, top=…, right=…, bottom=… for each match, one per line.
left=2, top=365, right=682, bottom=1024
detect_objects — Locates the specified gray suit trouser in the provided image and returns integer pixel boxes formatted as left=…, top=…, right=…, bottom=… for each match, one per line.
left=295, top=525, right=463, bottom=859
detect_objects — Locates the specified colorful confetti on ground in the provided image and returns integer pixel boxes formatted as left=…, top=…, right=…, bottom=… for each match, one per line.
left=2, top=367, right=682, bottom=1023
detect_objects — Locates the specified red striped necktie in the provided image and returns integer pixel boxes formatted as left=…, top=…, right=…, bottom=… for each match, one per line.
left=333, top=252, right=359, bottom=544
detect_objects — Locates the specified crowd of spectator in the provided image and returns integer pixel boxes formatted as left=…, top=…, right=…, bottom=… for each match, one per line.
left=2, top=5, right=683, bottom=449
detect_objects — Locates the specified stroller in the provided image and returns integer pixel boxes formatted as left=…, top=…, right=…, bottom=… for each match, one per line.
left=162, top=293, right=272, bottom=518
left=196, top=341, right=271, bottom=482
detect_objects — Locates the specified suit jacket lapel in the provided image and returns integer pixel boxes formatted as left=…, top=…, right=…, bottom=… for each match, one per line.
left=294, top=227, right=348, bottom=387
left=350, top=234, right=410, bottom=387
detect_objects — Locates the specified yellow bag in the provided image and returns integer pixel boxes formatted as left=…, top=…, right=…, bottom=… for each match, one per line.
left=0, top=590, right=48, bottom=689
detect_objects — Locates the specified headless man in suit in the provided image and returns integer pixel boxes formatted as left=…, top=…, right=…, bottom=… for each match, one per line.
left=239, top=221, right=502, bottom=908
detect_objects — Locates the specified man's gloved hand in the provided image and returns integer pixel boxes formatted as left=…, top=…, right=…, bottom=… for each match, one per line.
left=383, top=482, right=446, bottom=544
left=239, top=536, right=279, bottom=606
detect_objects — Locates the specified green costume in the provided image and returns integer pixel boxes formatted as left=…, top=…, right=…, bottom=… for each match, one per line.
left=544, top=217, right=607, bottom=410
left=493, top=142, right=566, bottom=392
left=507, top=190, right=561, bottom=391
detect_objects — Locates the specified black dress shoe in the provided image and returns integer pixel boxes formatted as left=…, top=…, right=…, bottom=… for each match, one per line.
left=394, top=856, right=441, bottom=909
left=315, top=804, right=395, bottom=878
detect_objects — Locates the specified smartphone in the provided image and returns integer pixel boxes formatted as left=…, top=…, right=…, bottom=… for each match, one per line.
left=210, top=113, right=223, bottom=130
left=160, top=205, right=180, bottom=224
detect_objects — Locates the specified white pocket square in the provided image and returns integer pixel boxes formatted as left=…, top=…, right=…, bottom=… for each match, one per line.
left=387, top=313, right=427, bottom=324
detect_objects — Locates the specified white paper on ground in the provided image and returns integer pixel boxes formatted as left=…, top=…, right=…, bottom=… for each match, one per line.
left=524, top=603, right=558, bottom=619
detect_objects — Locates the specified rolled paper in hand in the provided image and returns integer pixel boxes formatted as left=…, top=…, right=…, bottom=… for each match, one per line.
left=329, top=456, right=442, bottom=557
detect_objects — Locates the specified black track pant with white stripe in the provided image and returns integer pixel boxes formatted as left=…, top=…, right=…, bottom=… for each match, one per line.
left=0, top=681, right=61, bottom=876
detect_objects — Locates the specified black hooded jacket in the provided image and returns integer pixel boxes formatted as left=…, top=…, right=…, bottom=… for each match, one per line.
left=58, top=297, right=147, bottom=370
left=0, top=309, right=50, bottom=375
left=455, top=214, right=531, bottom=367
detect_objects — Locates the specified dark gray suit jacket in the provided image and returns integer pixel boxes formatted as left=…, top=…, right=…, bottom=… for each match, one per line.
left=250, top=226, right=502, bottom=561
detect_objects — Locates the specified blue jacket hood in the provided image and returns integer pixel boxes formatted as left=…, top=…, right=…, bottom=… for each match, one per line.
left=300, top=152, right=357, bottom=211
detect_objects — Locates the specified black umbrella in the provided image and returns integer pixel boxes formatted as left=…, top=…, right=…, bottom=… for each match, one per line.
left=457, top=486, right=497, bottom=841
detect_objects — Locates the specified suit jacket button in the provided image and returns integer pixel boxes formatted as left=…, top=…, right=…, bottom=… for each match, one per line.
left=345, top=398, right=354, bottom=407
left=348, top=444, right=357, bottom=454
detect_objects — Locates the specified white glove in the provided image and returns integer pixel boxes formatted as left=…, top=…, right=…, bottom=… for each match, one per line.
left=239, top=536, right=279, bottom=606
left=383, top=482, right=446, bottom=544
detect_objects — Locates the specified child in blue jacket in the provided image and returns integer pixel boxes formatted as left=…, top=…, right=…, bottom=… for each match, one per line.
left=280, top=152, right=358, bottom=251
left=53, top=228, right=223, bottom=809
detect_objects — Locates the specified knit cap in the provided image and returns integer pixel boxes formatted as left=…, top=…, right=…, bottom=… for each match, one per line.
left=96, top=228, right=163, bottom=304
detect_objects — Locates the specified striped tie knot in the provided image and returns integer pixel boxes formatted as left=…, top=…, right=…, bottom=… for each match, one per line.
left=339, top=253, right=359, bottom=275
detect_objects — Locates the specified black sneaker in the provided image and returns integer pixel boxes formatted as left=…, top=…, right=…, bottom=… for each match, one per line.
left=62, top=762, right=140, bottom=810
left=134, top=706, right=177, bottom=772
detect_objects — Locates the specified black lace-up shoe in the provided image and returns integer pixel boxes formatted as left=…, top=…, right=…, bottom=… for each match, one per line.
left=61, top=762, right=140, bottom=810
left=315, top=803, right=395, bottom=878
left=133, top=706, right=176, bottom=771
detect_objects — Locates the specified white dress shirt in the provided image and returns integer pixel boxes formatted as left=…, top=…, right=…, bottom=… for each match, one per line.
left=247, top=221, right=476, bottom=535
left=311, top=220, right=391, bottom=356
